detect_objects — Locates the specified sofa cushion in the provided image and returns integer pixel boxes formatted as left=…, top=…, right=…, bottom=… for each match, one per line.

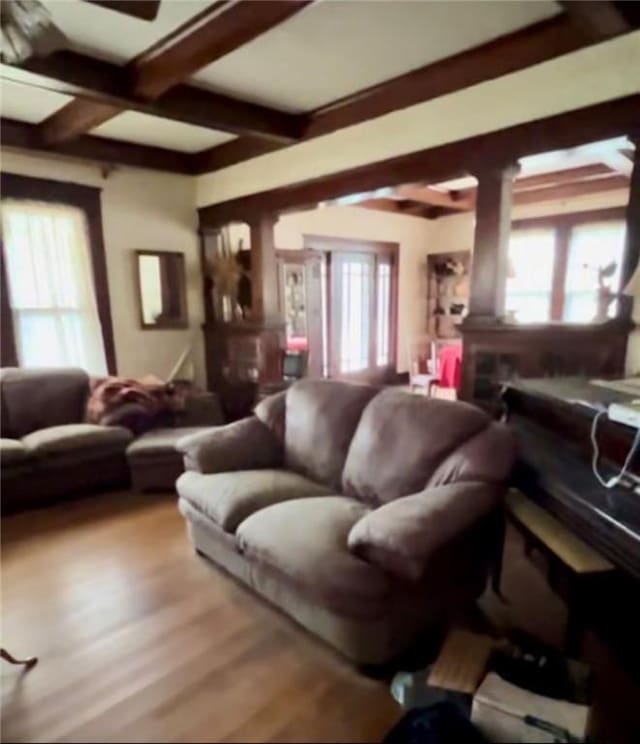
left=236, top=496, right=390, bottom=619
left=0, top=437, right=32, bottom=465
left=284, top=380, right=379, bottom=490
left=126, top=427, right=205, bottom=459
left=254, top=391, right=286, bottom=444
left=177, top=469, right=332, bottom=533
left=176, top=418, right=282, bottom=474
left=427, top=422, right=517, bottom=488
left=342, top=389, right=489, bottom=506
left=0, top=367, right=89, bottom=439
left=347, top=482, right=503, bottom=582
left=22, top=424, right=132, bottom=457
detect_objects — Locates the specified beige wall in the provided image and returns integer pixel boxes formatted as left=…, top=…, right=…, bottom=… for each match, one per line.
left=1, top=150, right=206, bottom=385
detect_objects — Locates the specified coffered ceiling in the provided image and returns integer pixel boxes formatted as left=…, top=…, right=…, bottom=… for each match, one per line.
left=1, top=0, right=638, bottom=191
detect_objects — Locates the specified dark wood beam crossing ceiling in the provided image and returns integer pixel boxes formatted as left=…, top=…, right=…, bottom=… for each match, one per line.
left=1, top=118, right=192, bottom=173
left=197, top=95, right=639, bottom=226
left=2, top=2, right=639, bottom=176
left=11, top=51, right=305, bottom=142
left=192, top=11, right=638, bottom=173
left=84, top=1, right=161, bottom=22
left=37, top=0, right=312, bottom=145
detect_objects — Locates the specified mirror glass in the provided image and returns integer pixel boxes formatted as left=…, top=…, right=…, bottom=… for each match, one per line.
left=136, top=251, right=188, bottom=329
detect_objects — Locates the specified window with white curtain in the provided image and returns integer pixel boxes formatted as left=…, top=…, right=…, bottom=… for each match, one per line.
left=1, top=200, right=108, bottom=375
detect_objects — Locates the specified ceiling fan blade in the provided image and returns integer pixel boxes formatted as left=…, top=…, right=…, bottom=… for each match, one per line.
left=84, top=1, right=161, bottom=22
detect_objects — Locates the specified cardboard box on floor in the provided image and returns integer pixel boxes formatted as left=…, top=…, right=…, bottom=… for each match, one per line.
left=427, top=629, right=590, bottom=743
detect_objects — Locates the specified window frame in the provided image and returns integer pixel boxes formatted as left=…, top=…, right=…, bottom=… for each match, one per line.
left=0, top=173, right=117, bottom=373
left=510, top=207, right=627, bottom=324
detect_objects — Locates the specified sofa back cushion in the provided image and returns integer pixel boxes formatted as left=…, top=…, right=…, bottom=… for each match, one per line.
left=342, top=389, right=490, bottom=505
left=0, top=367, right=90, bottom=438
left=284, top=380, right=379, bottom=489
left=426, top=421, right=516, bottom=488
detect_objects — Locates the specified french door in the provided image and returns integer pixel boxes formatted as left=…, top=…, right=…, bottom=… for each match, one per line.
left=328, top=249, right=395, bottom=382
left=278, top=239, right=397, bottom=383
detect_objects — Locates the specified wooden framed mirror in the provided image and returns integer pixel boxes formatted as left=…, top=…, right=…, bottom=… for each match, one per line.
left=135, top=250, right=188, bottom=329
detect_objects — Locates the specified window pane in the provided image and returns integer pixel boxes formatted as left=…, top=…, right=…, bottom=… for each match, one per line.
left=564, top=221, right=626, bottom=323
left=339, top=259, right=371, bottom=373
left=506, top=229, right=555, bottom=323
left=376, top=261, right=391, bottom=366
left=1, top=201, right=108, bottom=375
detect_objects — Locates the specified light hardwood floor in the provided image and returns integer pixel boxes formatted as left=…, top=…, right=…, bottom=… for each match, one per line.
left=1, top=492, right=402, bottom=743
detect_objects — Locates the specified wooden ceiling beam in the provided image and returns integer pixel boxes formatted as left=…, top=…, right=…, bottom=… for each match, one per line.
left=1, top=118, right=192, bottom=174
left=513, top=174, right=630, bottom=205
left=12, top=51, right=305, bottom=143
left=559, top=1, right=631, bottom=40
left=513, top=163, right=614, bottom=190
left=197, top=94, right=640, bottom=226
left=194, top=11, right=636, bottom=173
left=84, top=1, right=161, bottom=21
left=393, top=184, right=475, bottom=210
left=133, top=1, right=312, bottom=100
left=37, top=1, right=311, bottom=145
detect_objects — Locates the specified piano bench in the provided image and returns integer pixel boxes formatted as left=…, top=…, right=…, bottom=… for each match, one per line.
left=503, top=489, right=615, bottom=656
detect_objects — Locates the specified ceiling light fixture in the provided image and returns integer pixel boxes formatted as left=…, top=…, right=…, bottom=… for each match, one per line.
left=0, top=0, right=66, bottom=65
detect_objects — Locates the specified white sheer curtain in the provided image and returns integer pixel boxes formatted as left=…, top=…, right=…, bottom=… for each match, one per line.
left=1, top=200, right=108, bottom=375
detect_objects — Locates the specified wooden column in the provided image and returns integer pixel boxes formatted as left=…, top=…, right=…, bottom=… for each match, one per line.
left=620, top=136, right=640, bottom=320
left=467, top=162, right=519, bottom=323
left=249, top=213, right=280, bottom=323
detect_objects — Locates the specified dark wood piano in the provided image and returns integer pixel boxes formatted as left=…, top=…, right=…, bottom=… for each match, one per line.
left=501, top=377, right=640, bottom=672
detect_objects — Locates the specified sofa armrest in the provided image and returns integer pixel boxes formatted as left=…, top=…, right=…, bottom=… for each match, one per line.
left=347, top=481, right=503, bottom=581
left=175, top=417, right=282, bottom=474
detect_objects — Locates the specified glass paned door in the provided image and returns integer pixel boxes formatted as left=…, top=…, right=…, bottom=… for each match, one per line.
left=331, top=252, right=375, bottom=375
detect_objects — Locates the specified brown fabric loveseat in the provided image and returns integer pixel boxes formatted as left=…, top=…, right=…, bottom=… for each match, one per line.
left=0, top=367, right=223, bottom=512
left=176, top=380, right=516, bottom=665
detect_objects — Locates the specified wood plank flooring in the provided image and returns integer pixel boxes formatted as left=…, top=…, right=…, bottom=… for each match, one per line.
left=1, top=492, right=402, bottom=743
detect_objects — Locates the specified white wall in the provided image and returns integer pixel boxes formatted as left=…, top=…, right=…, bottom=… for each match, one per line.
left=1, top=149, right=206, bottom=385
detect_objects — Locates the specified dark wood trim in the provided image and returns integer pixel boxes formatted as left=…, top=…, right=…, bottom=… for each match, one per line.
left=620, top=138, right=640, bottom=319
left=303, top=234, right=398, bottom=257
left=2, top=118, right=192, bottom=174
left=133, top=1, right=313, bottom=100
left=198, top=95, right=640, bottom=227
left=193, top=12, right=636, bottom=172
left=0, top=245, right=18, bottom=367
left=0, top=173, right=118, bottom=374
left=467, top=163, right=519, bottom=322
left=550, top=224, right=570, bottom=321
left=84, top=1, right=160, bottom=21
left=9, top=51, right=304, bottom=143
left=134, top=250, right=189, bottom=330
left=512, top=206, right=627, bottom=231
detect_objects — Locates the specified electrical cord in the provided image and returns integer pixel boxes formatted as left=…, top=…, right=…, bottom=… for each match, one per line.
left=591, top=410, right=640, bottom=489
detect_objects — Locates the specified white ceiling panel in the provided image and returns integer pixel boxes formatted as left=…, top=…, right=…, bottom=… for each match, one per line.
left=42, top=0, right=210, bottom=63
left=192, top=0, right=561, bottom=113
left=91, top=111, right=236, bottom=152
left=0, top=78, right=73, bottom=122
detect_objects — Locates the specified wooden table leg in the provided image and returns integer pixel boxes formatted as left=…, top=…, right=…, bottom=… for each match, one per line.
left=1, top=648, right=38, bottom=669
